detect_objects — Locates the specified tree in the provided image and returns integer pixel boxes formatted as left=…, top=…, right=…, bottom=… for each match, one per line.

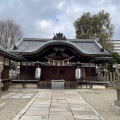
left=73, top=10, right=114, bottom=52
left=111, top=52, right=120, bottom=64
left=0, top=18, right=23, bottom=49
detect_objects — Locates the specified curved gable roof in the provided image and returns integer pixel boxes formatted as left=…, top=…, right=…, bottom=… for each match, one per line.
left=24, top=40, right=94, bottom=56
left=10, top=38, right=110, bottom=57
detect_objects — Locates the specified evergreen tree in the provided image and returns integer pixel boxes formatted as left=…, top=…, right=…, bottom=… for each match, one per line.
left=73, top=10, right=114, bottom=52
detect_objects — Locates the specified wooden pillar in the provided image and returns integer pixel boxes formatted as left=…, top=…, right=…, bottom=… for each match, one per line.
left=89, top=62, right=90, bottom=77
left=25, top=61, right=28, bottom=88
left=109, top=72, right=112, bottom=82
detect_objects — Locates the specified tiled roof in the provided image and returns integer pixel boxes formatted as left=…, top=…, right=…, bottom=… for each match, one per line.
left=0, top=45, right=21, bottom=60
left=71, top=40, right=108, bottom=55
left=10, top=38, right=109, bottom=56
left=11, top=38, right=47, bottom=53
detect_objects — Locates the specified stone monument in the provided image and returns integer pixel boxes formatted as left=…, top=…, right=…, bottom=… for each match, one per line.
left=0, top=62, right=3, bottom=99
left=112, top=64, right=120, bottom=115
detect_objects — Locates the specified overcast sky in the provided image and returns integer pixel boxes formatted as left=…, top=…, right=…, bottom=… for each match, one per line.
left=0, top=0, right=120, bottom=39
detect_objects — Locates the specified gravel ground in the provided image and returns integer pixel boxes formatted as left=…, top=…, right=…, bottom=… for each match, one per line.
left=78, top=88, right=120, bottom=120
left=0, top=88, right=38, bottom=120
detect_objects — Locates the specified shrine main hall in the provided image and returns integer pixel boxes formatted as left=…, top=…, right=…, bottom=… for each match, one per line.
left=0, top=33, right=112, bottom=89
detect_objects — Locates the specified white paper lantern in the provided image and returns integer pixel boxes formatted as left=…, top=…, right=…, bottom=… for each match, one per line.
left=75, top=67, right=81, bottom=79
left=35, top=66, right=41, bottom=79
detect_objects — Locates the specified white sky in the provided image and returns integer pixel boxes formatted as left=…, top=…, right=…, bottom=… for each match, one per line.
left=0, top=0, right=120, bottom=39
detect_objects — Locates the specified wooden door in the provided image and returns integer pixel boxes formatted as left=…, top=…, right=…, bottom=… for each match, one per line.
left=41, top=66, right=76, bottom=81
left=50, top=68, right=66, bottom=80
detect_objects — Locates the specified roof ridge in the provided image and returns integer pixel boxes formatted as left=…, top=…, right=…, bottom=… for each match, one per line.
left=94, top=40, right=102, bottom=49
left=23, top=38, right=51, bottom=41
left=94, top=40, right=109, bottom=54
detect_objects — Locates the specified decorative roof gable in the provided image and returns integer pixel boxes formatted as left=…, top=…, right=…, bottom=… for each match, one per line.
left=52, top=32, right=66, bottom=40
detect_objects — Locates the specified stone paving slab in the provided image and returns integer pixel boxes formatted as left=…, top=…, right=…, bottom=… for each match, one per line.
left=51, top=103, right=68, bottom=106
left=72, top=110, right=96, bottom=115
left=1, top=93, right=16, bottom=99
left=50, top=111, right=72, bottom=115
left=28, top=107, right=49, bottom=111
left=33, top=101, right=50, bottom=105
left=71, top=107, right=92, bottom=111
left=52, top=93, right=64, bottom=95
left=20, top=115, right=48, bottom=120
left=52, top=99, right=67, bottom=103
left=50, top=108, right=70, bottom=112
left=25, top=110, right=49, bottom=115
left=74, top=115, right=100, bottom=120
left=21, top=95, right=32, bottom=98
left=35, top=99, right=51, bottom=101
left=52, top=96, right=66, bottom=100
left=69, top=103, right=87, bottom=106
left=10, top=94, right=23, bottom=98
left=31, top=104, right=50, bottom=108
left=49, top=115, right=74, bottom=120
left=25, top=94, right=34, bottom=96
left=9, top=93, right=33, bottom=99
left=51, top=104, right=70, bottom=108
left=66, top=98, right=85, bottom=103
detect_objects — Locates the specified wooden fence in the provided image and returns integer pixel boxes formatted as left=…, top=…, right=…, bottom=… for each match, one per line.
left=98, top=72, right=120, bottom=85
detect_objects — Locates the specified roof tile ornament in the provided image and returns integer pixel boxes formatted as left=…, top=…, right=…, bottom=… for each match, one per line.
left=52, top=32, right=67, bottom=40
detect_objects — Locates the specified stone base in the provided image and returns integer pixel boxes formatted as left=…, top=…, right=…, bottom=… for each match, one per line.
left=112, top=103, right=120, bottom=115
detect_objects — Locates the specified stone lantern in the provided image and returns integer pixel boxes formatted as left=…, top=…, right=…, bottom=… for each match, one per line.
left=0, top=62, right=3, bottom=99
left=112, top=64, right=120, bottom=115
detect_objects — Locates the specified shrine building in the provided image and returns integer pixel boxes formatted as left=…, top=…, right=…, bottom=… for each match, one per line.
left=8, top=33, right=112, bottom=88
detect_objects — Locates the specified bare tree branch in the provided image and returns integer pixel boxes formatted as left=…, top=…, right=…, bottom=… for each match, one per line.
left=0, top=18, right=23, bottom=49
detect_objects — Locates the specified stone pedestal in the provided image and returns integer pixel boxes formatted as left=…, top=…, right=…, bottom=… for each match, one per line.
left=112, top=85, right=120, bottom=115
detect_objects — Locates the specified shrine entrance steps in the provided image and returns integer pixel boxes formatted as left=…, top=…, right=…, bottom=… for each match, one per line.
left=51, top=80, right=65, bottom=89
left=38, top=80, right=77, bottom=89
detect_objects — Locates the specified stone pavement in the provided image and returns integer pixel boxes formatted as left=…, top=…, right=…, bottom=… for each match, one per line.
left=1, top=93, right=34, bottom=99
left=13, top=90, right=103, bottom=120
